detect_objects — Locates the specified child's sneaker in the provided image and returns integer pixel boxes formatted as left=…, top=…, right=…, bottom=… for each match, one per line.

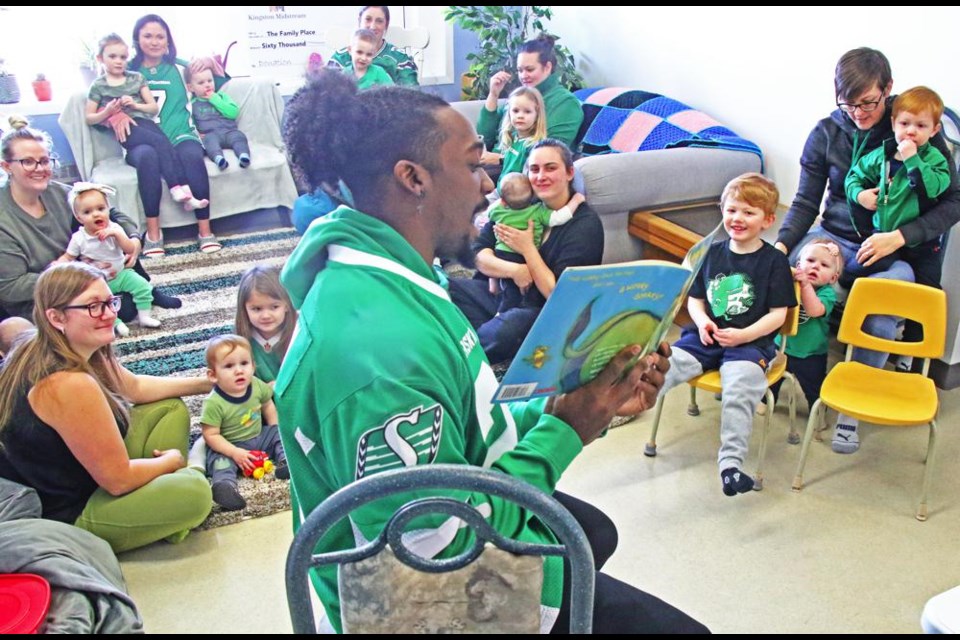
left=214, top=155, right=229, bottom=170
left=720, top=467, right=755, bottom=496
left=114, top=320, right=130, bottom=337
left=238, top=153, right=251, bottom=168
left=275, top=462, right=290, bottom=480
left=832, top=423, right=860, bottom=454
left=212, top=481, right=246, bottom=511
left=198, top=234, right=222, bottom=254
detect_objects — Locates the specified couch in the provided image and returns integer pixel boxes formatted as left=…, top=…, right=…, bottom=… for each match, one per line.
left=58, top=77, right=298, bottom=229
left=450, top=98, right=761, bottom=265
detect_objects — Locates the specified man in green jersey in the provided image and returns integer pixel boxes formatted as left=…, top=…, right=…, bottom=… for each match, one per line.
left=276, top=70, right=707, bottom=634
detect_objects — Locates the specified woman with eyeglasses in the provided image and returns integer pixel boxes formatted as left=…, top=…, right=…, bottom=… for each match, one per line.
left=775, top=48, right=960, bottom=454
left=0, top=262, right=213, bottom=553
left=0, top=115, right=178, bottom=321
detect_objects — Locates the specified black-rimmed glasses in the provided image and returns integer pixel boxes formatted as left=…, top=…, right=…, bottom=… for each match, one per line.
left=837, top=96, right=884, bottom=114
left=9, top=156, right=59, bottom=171
left=61, top=295, right=122, bottom=318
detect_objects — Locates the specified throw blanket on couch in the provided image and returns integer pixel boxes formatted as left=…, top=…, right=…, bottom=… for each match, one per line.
left=574, top=87, right=763, bottom=165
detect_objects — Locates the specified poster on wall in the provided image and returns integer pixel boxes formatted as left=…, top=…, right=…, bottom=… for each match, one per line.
left=237, top=6, right=364, bottom=81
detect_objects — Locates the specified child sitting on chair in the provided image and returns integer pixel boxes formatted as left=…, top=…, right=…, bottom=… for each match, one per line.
left=656, top=173, right=796, bottom=497
left=343, top=29, right=395, bottom=90
left=56, top=183, right=162, bottom=337
left=184, top=66, right=251, bottom=171
left=769, top=238, right=842, bottom=441
left=200, top=335, right=288, bottom=511
left=487, top=171, right=583, bottom=312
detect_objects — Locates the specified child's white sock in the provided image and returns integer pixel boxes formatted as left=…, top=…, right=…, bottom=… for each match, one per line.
left=137, top=311, right=161, bottom=328
left=170, top=184, right=190, bottom=203
left=832, top=421, right=859, bottom=454
left=114, top=320, right=129, bottom=337
left=182, top=196, right=209, bottom=212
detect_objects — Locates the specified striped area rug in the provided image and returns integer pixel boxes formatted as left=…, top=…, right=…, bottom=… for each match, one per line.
left=116, top=227, right=300, bottom=530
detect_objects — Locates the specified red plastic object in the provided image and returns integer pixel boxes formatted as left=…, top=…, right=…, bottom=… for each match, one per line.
left=0, top=574, right=52, bottom=634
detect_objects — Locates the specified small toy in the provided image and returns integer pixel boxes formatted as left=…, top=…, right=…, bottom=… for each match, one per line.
left=243, top=450, right=275, bottom=480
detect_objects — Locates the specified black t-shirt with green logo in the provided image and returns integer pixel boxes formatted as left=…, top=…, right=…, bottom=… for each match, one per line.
left=689, top=240, right=796, bottom=349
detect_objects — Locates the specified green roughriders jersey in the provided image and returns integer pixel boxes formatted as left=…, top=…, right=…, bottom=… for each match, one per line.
left=276, top=206, right=583, bottom=632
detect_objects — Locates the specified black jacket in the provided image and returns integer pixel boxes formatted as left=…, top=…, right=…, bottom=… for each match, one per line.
left=777, top=96, right=960, bottom=251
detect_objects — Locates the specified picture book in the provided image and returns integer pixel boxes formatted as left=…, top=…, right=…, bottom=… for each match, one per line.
left=493, top=224, right=721, bottom=403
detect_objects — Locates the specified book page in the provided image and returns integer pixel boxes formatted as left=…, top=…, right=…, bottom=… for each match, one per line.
left=494, top=223, right=721, bottom=403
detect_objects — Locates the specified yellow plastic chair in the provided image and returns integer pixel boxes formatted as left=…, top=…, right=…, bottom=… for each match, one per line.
left=644, top=283, right=801, bottom=490
left=791, top=279, right=946, bottom=521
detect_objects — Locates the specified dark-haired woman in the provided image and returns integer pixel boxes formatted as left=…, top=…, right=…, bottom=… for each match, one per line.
left=478, top=35, right=583, bottom=152
left=451, top=139, right=603, bottom=364
left=119, top=14, right=226, bottom=255
left=327, top=6, right=420, bottom=87
left=774, top=47, right=960, bottom=453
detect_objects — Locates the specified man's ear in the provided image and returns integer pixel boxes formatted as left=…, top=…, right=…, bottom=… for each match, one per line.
left=393, top=159, right=430, bottom=198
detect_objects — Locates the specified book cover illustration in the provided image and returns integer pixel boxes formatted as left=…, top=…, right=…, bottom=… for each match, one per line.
left=494, top=225, right=719, bottom=403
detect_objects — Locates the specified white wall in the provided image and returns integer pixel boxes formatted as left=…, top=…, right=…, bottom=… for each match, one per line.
left=550, top=6, right=960, bottom=206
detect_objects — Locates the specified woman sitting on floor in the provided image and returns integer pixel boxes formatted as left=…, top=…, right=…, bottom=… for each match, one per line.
left=0, top=262, right=212, bottom=553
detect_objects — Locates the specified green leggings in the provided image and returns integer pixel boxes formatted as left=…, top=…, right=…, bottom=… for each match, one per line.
left=74, top=399, right=212, bottom=554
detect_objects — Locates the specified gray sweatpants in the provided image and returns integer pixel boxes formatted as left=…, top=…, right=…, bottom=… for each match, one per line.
left=659, top=347, right=768, bottom=471
left=205, top=427, right=285, bottom=486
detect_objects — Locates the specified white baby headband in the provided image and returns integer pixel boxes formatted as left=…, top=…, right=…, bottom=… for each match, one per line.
left=67, top=181, right=117, bottom=212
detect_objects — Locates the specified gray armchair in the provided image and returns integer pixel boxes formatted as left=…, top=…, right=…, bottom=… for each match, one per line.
left=58, top=77, right=298, bottom=230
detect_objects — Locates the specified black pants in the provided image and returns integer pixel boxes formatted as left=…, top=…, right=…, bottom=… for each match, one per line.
left=126, top=138, right=211, bottom=220
left=769, top=353, right=827, bottom=411
left=550, top=492, right=709, bottom=634
left=449, top=276, right=540, bottom=364
left=121, top=119, right=186, bottom=216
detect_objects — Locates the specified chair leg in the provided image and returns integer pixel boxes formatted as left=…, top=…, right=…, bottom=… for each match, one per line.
left=644, top=395, right=666, bottom=457
left=917, top=419, right=938, bottom=521
left=687, top=385, right=700, bottom=416
left=754, top=389, right=773, bottom=491
left=787, top=375, right=800, bottom=445
left=792, top=400, right=824, bottom=491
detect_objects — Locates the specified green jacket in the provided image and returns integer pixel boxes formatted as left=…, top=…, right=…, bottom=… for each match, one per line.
left=341, top=63, right=395, bottom=91
left=478, top=74, right=583, bottom=150
left=276, top=206, right=581, bottom=632
left=845, top=138, right=952, bottom=238
left=329, top=41, right=419, bottom=87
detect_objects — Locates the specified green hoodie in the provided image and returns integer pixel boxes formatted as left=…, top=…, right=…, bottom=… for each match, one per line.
left=276, top=206, right=582, bottom=632
left=478, top=74, right=584, bottom=150
left=845, top=138, right=951, bottom=239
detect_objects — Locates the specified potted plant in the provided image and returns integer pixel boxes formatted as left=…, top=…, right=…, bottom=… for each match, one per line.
left=445, top=6, right=584, bottom=101
left=0, top=58, right=21, bottom=105
left=79, top=39, right=99, bottom=85
left=32, top=73, right=52, bottom=102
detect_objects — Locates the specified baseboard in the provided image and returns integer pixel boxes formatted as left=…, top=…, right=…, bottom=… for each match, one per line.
left=929, top=359, right=960, bottom=390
